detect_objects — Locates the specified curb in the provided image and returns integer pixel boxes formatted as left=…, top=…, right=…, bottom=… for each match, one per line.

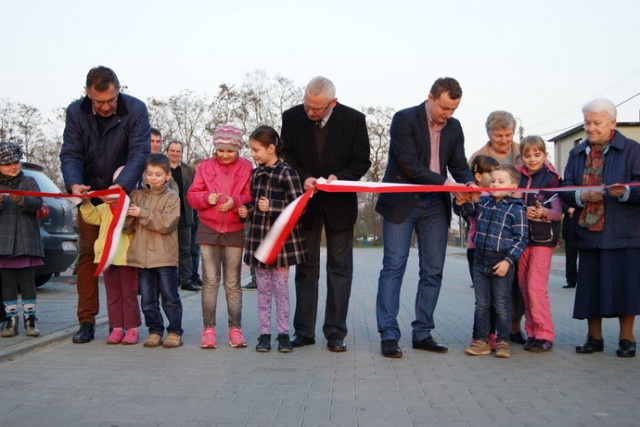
left=0, top=280, right=211, bottom=363
left=0, top=316, right=110, bottom=363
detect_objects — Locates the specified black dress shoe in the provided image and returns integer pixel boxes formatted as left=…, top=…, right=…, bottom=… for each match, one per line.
left=181, top=282, right=200, bottom=292
left=616, top=339, right=636, bottom=358
left=509, top=332, right=527, bottom=345
left=575, top=335, right=604, bottom=353
left=242, top=281, right=258, bottom=290
left=562, top=283, right=576, bottom=289
left=327, top=333, right=346, bottom=352
left=290, top=335, right=315, bottom=347
left=412, top=337, right=448, bottom=353
left=381, top=339, right=403, bottom=358
left=72, top=322, right=95, bottom=344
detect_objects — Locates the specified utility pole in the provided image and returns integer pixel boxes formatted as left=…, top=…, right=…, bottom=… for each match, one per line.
left=516, top=117, right=525, bottom=142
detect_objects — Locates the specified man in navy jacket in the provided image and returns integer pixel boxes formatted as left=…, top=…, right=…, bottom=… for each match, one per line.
left=60, top=66, right=150, bottom=343
left=376, top=77, right=475, bottom=358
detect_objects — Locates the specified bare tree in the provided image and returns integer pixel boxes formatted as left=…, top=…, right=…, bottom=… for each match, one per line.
left=1, top=72, right=396, bottom=244
left=15, top=103, right=46, bottom=161
left=0, top=99, right=67, bottom=187
left=207, top=71, right=303, bottom=161
left=210, top=70, right=303, bottom=134
left=0, top=99, right=46, bottom=160
left=147, top=90, right=211, bottom=163
left=355, top=105, right=394, bottom=244
left=33, top=108, right=67, bottom=189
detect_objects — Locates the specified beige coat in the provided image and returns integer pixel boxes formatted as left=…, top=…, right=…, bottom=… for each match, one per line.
left=124, top=182, right=180, bottom=269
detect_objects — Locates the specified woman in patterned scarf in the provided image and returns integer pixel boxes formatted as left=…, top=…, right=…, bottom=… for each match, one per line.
left=562, top=98, right=640, bottom=358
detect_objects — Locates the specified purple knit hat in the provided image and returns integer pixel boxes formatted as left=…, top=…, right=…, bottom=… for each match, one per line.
left=212, top=125, right=244, bottom=151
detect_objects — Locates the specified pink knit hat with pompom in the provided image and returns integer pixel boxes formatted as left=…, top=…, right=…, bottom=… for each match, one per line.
left=212, top=125, right=243, bottom=151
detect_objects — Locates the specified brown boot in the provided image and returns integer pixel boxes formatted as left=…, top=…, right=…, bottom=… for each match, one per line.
left=162, top=332, right=183, bottom=348
left=143, top=333, right=163, bottom=348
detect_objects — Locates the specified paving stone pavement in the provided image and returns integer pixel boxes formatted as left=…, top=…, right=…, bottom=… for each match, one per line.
left=0, top=247, right=638, bottom=427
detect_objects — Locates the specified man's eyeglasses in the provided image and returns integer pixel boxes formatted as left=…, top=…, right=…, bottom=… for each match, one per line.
left=303, top=99, right=335, bottom=113
left=87, top=92, right=118, bottom=107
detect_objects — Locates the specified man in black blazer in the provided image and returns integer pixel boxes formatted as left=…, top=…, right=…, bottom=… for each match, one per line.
left=282, top=76, right=371, bottom=352
left=166, top=140, right=198, bottom=292
left=375, top=77, right=476, bottom=358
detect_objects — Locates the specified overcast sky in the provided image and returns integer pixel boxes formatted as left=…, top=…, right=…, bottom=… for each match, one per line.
left=1, top=0, right=639, bottom=157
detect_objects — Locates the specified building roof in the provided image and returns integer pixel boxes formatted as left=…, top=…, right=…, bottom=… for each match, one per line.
left=549, top=122, right=640, bottom=142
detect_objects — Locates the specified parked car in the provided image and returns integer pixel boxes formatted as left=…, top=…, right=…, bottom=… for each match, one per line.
left=20, top=162, right=79, bottom=287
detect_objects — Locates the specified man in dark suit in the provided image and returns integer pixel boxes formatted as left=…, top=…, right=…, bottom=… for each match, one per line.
left=166, top=140, right=199, bottom=292
left=376, top=77, right=476, bottom=358
left=282, top=76, right=371, bottom=352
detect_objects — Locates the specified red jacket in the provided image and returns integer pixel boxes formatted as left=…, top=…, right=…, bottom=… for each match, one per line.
left=186, top=156, right=252, bottom=233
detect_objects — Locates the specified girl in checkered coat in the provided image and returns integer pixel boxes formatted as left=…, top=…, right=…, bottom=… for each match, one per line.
left=0, top=142, right=44, bottom=338
left=239, top=125, right=307, bottom=353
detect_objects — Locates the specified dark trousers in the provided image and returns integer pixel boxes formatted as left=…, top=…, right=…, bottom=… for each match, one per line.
left=190, top=213, right=200, bottom=282
left=293, top=211, right=353, bottom=340
left=177, top=217, right=193, bottom=285
left=1, top=268, right=37, bottom=315
left=76, top=212, right=100, bottom=324
left=565, top=245, right=579, bottom=286
left=563, top=215, right=579, bottom=286
left=0, top=285, right=4, bottom=322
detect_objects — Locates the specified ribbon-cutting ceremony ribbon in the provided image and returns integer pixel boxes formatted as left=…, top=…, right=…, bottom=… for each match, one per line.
left=5, top=181, right=638, bottom=270
left=1, top=188, right=128, bottom=276
left=254, top=179, right=640, bottom=265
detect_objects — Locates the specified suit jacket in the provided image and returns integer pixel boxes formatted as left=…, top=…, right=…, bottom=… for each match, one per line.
left=376, top=101, right=473, bottom=225
left=281, top=103, right=371, bottom=231
left=174, top=161, right=195, bottom=226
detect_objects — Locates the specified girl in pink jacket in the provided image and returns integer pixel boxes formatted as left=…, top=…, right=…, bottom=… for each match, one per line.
left=187, top=125, right=252, bottom=349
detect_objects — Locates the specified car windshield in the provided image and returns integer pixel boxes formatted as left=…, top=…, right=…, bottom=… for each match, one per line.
left=22, top=168, right=62, bottom=193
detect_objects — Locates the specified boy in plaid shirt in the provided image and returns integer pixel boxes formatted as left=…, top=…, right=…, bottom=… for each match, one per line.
left=455, top=164, right=528, bottom=358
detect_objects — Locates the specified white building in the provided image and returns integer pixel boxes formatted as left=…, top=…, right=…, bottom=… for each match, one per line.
left=550, top=122, right=640, bottom=177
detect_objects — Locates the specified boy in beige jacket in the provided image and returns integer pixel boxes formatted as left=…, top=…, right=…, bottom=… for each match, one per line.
left=125, top=154, right=182, bottom=348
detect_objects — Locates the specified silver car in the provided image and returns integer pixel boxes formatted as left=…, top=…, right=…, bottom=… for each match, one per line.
left=21, top=162, right=79, bottom=287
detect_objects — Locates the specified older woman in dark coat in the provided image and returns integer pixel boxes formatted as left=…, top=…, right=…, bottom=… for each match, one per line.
left=562, top=98, right=640, bottom=358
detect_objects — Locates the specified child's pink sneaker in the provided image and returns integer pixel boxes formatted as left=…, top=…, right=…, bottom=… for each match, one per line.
left=201, top=327, right=217, bottom=349
left=489, top=333, right=497, bottom=351
left=229, top=328, right=247, bottom=348
left=107, top=328, right=125, bottom=345
left=121, top=328, right=139, bottom=345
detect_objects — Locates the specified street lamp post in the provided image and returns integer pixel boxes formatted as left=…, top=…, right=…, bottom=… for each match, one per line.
left=515, top=117, right=525, bottom=142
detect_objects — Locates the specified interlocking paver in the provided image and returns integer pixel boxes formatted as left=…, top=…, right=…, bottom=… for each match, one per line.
left=0, top=247, right=638, bottom=426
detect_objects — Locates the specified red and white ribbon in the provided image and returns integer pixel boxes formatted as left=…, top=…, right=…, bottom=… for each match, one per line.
left=254, top=178, right=640, bottom=265
left=92, top=192, right=130, bottom=276
left=1, top=188, right=128, bottom=276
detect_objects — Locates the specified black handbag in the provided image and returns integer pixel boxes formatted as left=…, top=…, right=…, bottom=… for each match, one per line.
left=529, top=220, right=554, bottom=243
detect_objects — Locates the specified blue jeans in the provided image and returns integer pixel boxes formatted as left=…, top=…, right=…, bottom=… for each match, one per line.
left=138, top=267, right=183, bottom=336
left=376, top=194, right=448, bottom=342
left=472, top=259, right=513, bottom=343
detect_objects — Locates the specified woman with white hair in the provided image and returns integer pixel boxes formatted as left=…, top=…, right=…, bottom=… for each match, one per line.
left=562, top=98, right=640, bottom=358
